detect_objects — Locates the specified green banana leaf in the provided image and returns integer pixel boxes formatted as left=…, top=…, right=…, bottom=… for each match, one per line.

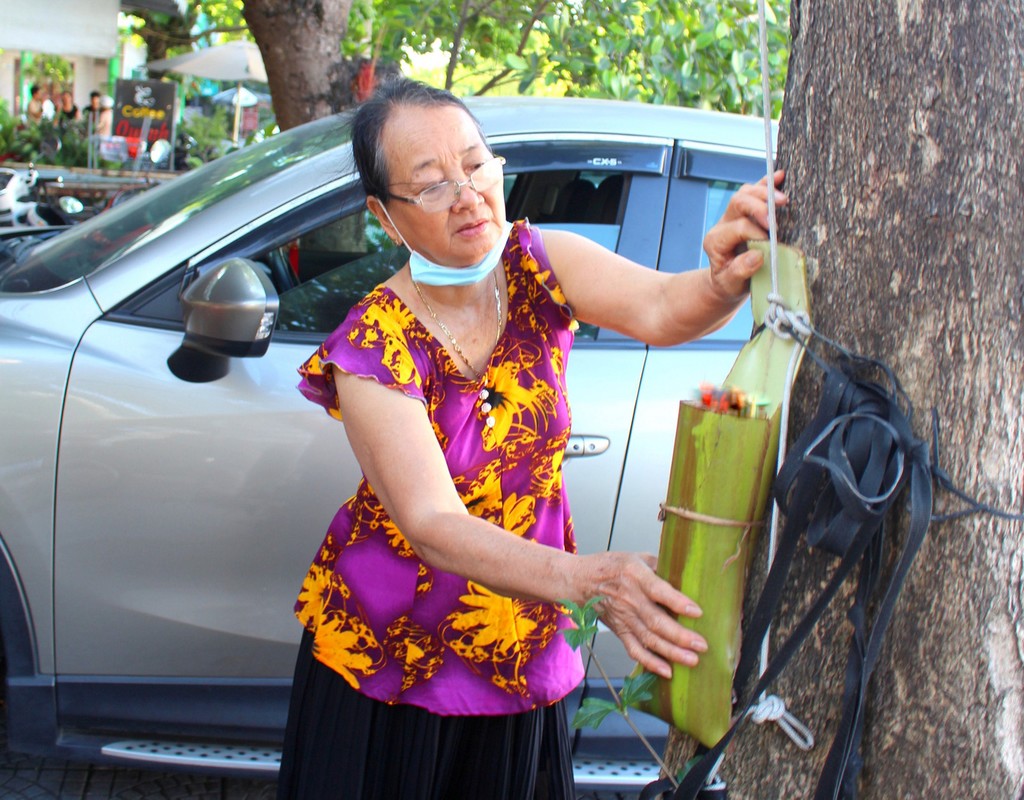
left=633, top=242, right=810, bottom=747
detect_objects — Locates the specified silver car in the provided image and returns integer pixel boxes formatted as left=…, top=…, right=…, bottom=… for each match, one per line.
left=0, top=96, right=767, bottom=792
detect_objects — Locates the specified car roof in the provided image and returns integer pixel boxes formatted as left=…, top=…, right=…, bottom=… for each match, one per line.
left=467, top=95, right=772, bottom=153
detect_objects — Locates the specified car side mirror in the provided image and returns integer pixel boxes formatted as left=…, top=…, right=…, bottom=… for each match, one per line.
left=168, top=258, right=280, bottom=382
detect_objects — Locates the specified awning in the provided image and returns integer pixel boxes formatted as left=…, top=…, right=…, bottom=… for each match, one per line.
left=0, top=0, right=184, bottom=60
left=121, top=0, right=186, bottom=14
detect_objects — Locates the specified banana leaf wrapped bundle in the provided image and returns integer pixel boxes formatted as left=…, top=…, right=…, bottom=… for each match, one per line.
left=633, top=243, right=809, bottom=746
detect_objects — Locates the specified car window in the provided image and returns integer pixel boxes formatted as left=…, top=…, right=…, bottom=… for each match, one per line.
left=3, top=113, right=353, bottom=294
left=276, top=211, right=407, bottom=334
left=698, top=180, right=755, bottom=342
left=276, top=160, right=635, bottom=340
left=120, top=136, right=666, bottom=342
left=503, top=166, right=628, bottom=341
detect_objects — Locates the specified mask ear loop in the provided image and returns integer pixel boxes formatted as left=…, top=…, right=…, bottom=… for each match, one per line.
left=374, top=199, right=409, bottom=248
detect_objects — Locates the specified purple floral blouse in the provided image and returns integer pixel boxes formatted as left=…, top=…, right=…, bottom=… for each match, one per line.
left=294, top=221, right=585, bottom=716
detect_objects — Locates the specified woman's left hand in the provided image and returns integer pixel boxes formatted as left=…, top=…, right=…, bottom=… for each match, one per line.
left=702, top=169, right=787, bottom=300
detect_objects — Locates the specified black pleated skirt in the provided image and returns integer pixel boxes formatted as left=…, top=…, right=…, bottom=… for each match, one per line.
left=277, top=630, right=576, bottom=800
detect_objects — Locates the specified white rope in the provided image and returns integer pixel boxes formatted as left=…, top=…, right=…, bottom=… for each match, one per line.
left=749, top=0, right=815, bottom=755
left=748, top=694, right=816, bottom=751
left=757, top=0, right=780, bottom=300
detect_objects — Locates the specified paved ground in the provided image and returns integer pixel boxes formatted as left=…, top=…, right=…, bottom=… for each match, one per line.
left=0, top=744, right=277, bottom=799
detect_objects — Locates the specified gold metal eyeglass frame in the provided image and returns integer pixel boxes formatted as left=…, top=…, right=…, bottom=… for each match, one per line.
left=389, top=156, right=506, bottom=212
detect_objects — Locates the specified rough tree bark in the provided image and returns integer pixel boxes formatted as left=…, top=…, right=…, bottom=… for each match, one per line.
left=242, top=0, right=356, bottom=129
left=666, top=1, right=1024, bottom=797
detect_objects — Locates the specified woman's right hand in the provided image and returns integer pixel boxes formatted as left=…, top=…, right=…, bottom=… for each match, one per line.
left=572, top=552, right=707, bottom=679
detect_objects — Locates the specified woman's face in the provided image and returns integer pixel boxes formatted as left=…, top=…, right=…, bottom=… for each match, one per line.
left=371, top=104, right=507, bottom=269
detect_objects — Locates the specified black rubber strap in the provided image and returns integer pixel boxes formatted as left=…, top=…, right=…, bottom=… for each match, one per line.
left=665, top=335, right=931, bottom=800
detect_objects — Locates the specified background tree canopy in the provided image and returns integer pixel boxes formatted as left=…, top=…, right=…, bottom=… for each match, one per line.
left=142, top=0, right=788, bottom=128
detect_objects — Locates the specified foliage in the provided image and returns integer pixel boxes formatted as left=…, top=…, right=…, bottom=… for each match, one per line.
left=130, top=0, right=249, bottom=63
left=178, top=107, right=233, bottom=167
left=1, top=119, right=91, bottom=167
left=345, top=0, right=789, bottom=117
left=0, top=102, right=18, bottom=161
left=528, top=0, right=789, bottom=116
left=560, top=597, right=672, bottom=782
left=21, top=54, right=76, bottom=95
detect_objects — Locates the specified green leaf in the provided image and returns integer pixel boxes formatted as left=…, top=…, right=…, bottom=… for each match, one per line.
left=505, top=53, right=529, bottom=70
left=559, top=596, right=603, bottom=650
left=694, top=31, right=716, bottom=49
left=571, top=697, right=619, bottom=730
left=620, top=671, right=657, bottom=708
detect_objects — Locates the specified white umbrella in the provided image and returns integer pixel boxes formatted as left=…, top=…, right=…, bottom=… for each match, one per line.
left=149, top=41, right=268, bottom=144
left=211, top=86, right=262, bottom=108
left=148, top=40, right=268, bottom=83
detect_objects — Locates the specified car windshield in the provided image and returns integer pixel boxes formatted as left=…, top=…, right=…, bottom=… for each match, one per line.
left=0, top=113, right=353, bottom=294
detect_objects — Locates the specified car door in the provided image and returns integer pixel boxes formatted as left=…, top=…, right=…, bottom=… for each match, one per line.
left=51, top=190, right=369, bottom=738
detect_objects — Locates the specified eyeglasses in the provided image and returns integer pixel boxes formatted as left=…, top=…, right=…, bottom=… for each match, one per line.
left=389, top=156, right=506, bottom=213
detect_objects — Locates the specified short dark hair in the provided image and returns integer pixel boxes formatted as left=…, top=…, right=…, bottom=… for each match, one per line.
left=90, top=91, right=101, bottom=100
left=350, top=77, right=486, bottom=202
left=30, top=84, right=41, bottom=95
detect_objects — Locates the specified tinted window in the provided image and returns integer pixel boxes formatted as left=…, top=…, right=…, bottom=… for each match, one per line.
left=699, top=180, right=755, bottom=342
left=276, top=155, right=637, bottom=339
left=276, top=211, right=406, bottom=333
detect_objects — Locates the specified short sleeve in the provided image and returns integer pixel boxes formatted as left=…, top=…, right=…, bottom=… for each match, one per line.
left=297, top=287, right=427, bottom=420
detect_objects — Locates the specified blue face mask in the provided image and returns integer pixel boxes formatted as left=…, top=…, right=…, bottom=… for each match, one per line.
left=380, top=203, right=512, bottom=287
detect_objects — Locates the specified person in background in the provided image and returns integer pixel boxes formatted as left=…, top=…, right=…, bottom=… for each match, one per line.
left=25, top=85, right=45, bottom=124
left=277, top=76, right=786, bottom=800
left=56, top=90, right=80, bottom=126
left=96, top=96, right=114, bottom=138
left=41, top=91, right=55, bottom=121
left=85, top=90, right=102, bottom=130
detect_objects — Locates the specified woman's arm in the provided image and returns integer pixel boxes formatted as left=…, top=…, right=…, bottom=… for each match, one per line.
left=334, top=369, right=708, bottom=678
left=547, top=171, right=786, bottom=346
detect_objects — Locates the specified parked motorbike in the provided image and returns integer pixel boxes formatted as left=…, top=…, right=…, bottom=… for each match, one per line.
left=0, top=164, right=84, bottom=228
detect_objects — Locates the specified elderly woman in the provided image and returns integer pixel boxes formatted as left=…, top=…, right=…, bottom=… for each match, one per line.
left=278, top=77, right=785, bottom=800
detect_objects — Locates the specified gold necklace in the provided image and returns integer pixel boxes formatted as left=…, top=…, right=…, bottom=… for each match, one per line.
left=412, top=271, right=503, bottom=380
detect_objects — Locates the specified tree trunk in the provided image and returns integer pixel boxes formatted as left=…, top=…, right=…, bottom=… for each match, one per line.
left=243, top=0, right=356, bottom=128
left=666, top=1, right=1024, bottom=797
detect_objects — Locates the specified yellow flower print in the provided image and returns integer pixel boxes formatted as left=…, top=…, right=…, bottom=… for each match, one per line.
left=482, top=359, right=557, bottom=452
left=550, top=345, right=567, bottom=382
left=416, top=562, right=434, bottom=595
left=446, top=582, right=538, bottom=661
left=503, top=493, right=536, bottom=537
left=298, top=350, right=342, bottom=420
left=457, top=459, right=504, bottom=519
left=354, top=300, right=419, bottom=386
left=313, top=613, right=385, bottom=690
left=531, top=431, right=568, bottom=501
left=295, top=563, right=331, bottom=629
left=441, top=582, right=561, bottom=696
left=350, top=496, right=417, bottom=557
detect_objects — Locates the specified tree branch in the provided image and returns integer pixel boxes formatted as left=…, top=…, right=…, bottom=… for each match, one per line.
left=474, top=0, right=552, bottom=96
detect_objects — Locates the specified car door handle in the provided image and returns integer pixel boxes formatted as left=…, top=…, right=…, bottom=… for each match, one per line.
left=565, top=435, right=610, bottom=458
